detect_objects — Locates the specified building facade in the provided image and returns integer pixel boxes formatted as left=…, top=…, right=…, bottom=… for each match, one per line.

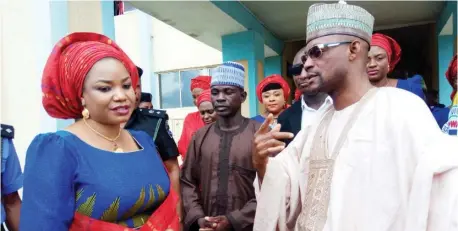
left=1, top=0, right=456, bottom=171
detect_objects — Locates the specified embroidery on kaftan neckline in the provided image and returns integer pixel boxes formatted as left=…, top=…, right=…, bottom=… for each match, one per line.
left=295, top=88, right=378, bottom=231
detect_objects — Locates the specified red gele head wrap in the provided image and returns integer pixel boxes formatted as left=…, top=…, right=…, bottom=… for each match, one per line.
left=294, top=89, right=302, bottom=101
left=371, top=33, right=402, bottom=73
left=42, top=32, right=138, bottom=119
left=446, top=54, right=457, bottom=99
left=196, top=89, right=212, bottom=107
left=256, top=74, right=291, bottom=103
left=190, top=75, right=212, bottom=91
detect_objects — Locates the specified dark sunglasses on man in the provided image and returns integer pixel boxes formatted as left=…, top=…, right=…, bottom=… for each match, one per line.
left=288, top=63, right=304, bottom=76
left=301, top=41, right=352, bottom=63
left=288, top=41, right=352, bottom=77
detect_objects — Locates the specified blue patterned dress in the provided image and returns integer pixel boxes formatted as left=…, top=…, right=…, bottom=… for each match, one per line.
left=20, top=130, right=170, bottom=230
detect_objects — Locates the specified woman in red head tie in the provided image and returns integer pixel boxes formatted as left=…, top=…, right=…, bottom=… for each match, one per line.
left=196, top=89, right=217, bottom=125
left=252, top=74, right=291, bottom=127
left=367, top=33, right=425, bottom=100
left=446, top=54, right=457, bottom=102
left=442, top=54, right=458, bottom=135
left=190, top=75, right=212, bottom=105
left=177, top=76, right=211, bottom=160
left=20, top=33, right=179, bottom=231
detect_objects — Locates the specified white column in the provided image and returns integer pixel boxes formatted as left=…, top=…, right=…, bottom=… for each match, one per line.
left=0, top=0, right=115, bottom=170
left=0, top=0, right=56, bottom=171
left=114, top=10, right=155, bottom=104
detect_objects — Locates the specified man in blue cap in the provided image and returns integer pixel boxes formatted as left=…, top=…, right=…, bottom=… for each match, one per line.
left=181, top=61, right=261, bottom=231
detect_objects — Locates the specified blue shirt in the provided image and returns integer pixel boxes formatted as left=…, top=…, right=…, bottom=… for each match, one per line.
left=1, top=137, right=23, bottom=223
left=430, top=105, right=450, bottom=129
left=20, top=130, right=170, bottom=230
left=251, top=115, right=266, bottom=124
left=396, top=75, right=425, bottom=101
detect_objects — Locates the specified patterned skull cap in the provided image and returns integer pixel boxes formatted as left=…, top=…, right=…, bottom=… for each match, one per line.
left=306, top=1, right=374, bottom=44
left=211, top=61, right=245, bottom=89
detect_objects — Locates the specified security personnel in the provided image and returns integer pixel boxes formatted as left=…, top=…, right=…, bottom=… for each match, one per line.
left=125, top=107, right=178, bottom=161
left=139, top=92, right=154, bottom=109
left=124, top=66, right=181, bottom=217
left=125, top=68, right=179, bottom=162
left=1, top=124, right=22, bottom=231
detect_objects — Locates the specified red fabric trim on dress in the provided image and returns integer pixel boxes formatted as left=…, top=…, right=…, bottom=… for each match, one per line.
left=70, top=189, right=180, bottom=231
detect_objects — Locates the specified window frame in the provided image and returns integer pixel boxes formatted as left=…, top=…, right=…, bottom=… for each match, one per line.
left=157, top=65, right=217, bottom=109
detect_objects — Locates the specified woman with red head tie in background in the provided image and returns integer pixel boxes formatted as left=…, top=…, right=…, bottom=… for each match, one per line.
left=251, top=74, right=291, bottom=127
left=367, top=33, right=425, bottom=100
left=196, top=89, right=217, bottom=126
left=19, top=32, right=179, bottom=231
left=177, top=76, right=211, bottom=160
left=442, top=54, right=458, bottom=136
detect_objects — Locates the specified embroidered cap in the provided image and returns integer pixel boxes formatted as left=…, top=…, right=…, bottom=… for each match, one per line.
left=211, top=61, right=245, bottom=89
left=306, top=0, right=374, bottom=44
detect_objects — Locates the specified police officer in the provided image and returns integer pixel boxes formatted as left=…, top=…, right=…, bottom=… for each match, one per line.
left=125, top=96, right=179, bottom=163
left=139, top=92, right=154, bottom=109
left=1, top=124, right=22, bottom=231
left=124, top=66, right=181, bottom=209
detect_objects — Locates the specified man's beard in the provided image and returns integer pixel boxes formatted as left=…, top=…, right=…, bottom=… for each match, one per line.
left=301, top=75, right=324, bottom=97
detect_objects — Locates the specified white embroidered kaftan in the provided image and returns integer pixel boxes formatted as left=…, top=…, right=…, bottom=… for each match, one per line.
left=254, top=87, right=458, bottom=231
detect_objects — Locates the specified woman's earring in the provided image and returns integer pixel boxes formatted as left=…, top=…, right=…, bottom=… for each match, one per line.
left=82, top=108, right=90, bottom=119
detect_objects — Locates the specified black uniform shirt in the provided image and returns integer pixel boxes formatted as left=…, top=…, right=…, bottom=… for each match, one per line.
left=125, top=109, right=179, bottom=161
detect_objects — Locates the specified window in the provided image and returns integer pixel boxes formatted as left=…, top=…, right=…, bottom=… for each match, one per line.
left=159, top=68, right=213, bottom=109
left=159, top=72, right=181, bottom=109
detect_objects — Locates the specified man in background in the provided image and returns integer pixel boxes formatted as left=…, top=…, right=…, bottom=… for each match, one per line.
left=277, top=47, right=332, bottom=146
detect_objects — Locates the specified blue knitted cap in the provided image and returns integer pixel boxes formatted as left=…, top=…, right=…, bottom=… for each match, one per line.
left=211, top=61, right=245, bottom=89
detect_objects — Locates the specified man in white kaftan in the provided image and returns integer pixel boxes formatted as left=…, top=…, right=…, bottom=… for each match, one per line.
left=252, top=2, right=458, bottom=231
left=254, top=88, right=458, bottom=231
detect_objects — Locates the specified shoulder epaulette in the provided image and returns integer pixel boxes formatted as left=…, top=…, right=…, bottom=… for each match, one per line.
left=1, top=124, right=15, bottom=139
left=139, top=108, right=168, bottom=119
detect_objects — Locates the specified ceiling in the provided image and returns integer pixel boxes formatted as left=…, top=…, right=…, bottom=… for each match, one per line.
left=241, top=1, right=445, bottom=41
left=130, top=1, right=445, bottom=57
left=440, top=14, right=454, bottom=35
left=129, top=1, right=278, bottom=57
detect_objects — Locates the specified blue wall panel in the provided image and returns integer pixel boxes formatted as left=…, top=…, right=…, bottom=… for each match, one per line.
left=222, top=31, right=264, bottom=116
left=438, top=36, right=454, bottom=105
left=437, top=1, right=457, bottom=106
left=101, top=1, right=115, bottom=40
left=211, top=0, right=283, bottom=55
left=264, top=56, right=282, bottom=77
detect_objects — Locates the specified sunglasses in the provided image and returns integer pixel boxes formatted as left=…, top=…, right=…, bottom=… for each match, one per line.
left=301, top=41, right=352, bottom=63
left=288, top=64, right=304, bottom=76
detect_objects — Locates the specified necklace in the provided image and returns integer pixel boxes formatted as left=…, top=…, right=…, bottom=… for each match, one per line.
left=83, top=118, right=123, bottom=153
